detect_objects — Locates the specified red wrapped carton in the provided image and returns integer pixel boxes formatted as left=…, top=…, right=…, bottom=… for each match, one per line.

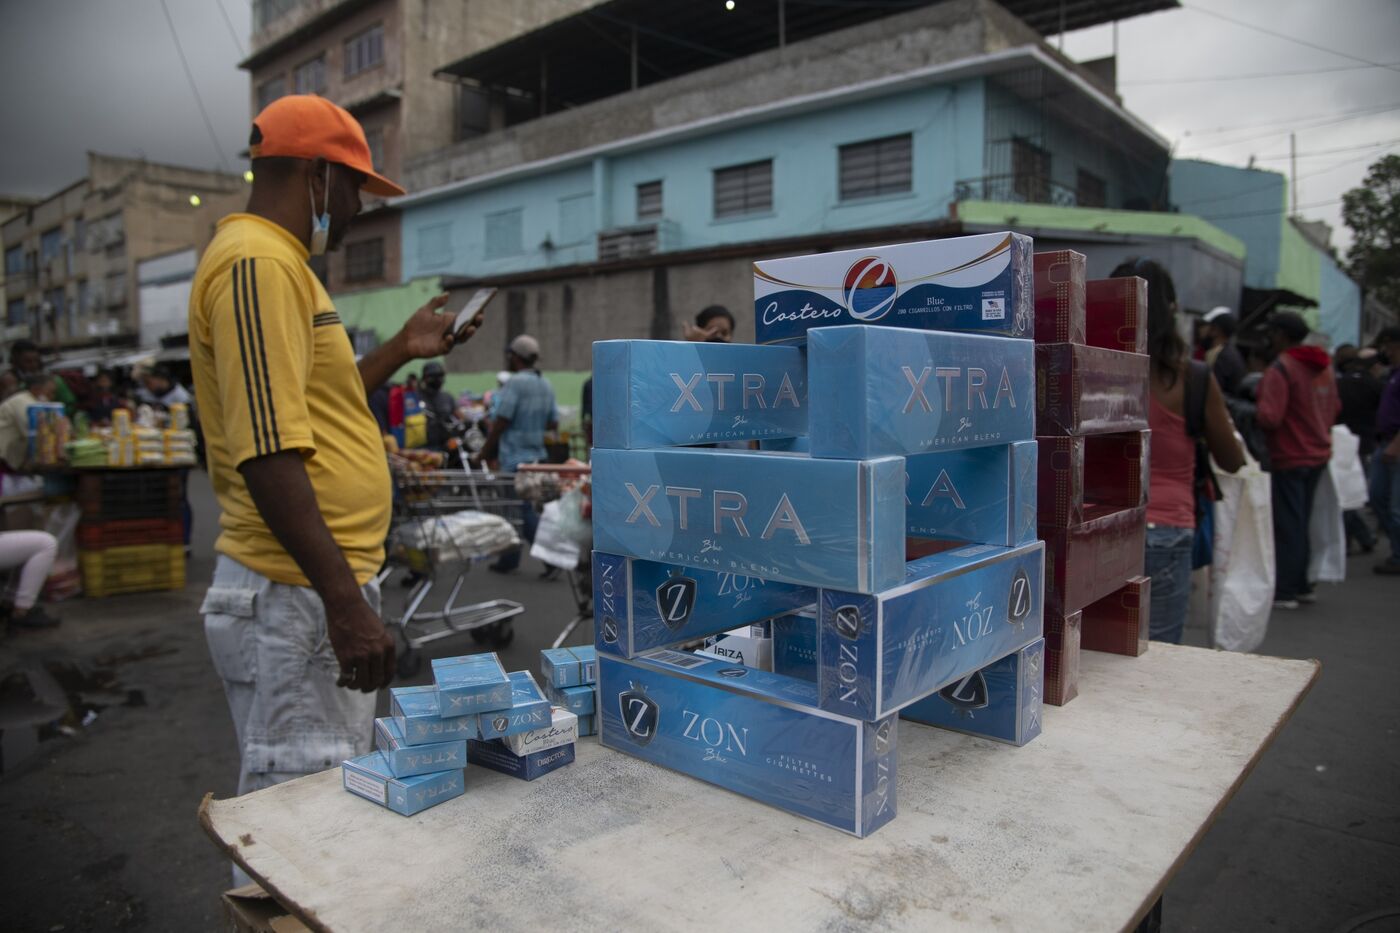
left=1081, top=575, right=1152, bottom=657
left=1038, top=430, right=1151, bottom=527
left=1033, top=250, right=1086, bottom=345
left=1041, top=505, right=1147, bottom=616
left=1035, top=343, right=1150, bottom=436
left=1085, top=277, right=1148, bottom=355
left=1043, top=610, right=1081, bottom=706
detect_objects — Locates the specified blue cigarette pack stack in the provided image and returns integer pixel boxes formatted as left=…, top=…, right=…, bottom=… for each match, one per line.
left=905, top=441, right=1038, bottom=548
left=431, top=653, right=511, bottom=717
left=389, top=684, right=479, bottom=746
left=592, top=340, right=807, bottom=448
left=476, top=671, right=552, bottom=741
left=540, top=646, right=600, bottom=734
left=373, top=716, right=467, bottom=778
left=900, top=639, right=1045, bottom=746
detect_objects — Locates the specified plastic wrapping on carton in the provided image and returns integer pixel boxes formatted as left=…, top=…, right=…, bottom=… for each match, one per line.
left=818, top=541, right=1044, bottom=720
left=807, top=325, right=1035, bottom=460
left=772, top=611, right=819, bottom=682
left=540, top=646, right=598, bottom=689
left=599, top=651, right=897, bottom=837
left=1043, top=610, right=1081, bottom=706
left=753, top=231, right=1034, bottom=345
left=905, top=441, right=1038, bottom=548
left=390, top=684, right=479, bottom=746
left=592, top=551, right=814, bottom=659
left=476, top=671, right=552, bottom=741
left=373, top=717, right=468, bottom=778
left=591, top=340, right=807, bottom=448
left=1033, top=250, right=1086, bottom=345
left=1035, top=344, right=1150, bottom=436
left=901, top=638, right=1045, bottom=746
left=576, top=714, right=597, bottom=737
left=546, top=683, right=596, bottom=717
left=590, top=446, right=905, bottom=593
left=502, top=706, right=578, bottom=756
left=1037, top=431, right=1150, bottom=527
left=1085, top=277, right=1148, bottom=354
left=1081, top=575, right=1152, bottom=657
left=430, top=653, right=511, bottom=717
left=341, top=751, right=465, bottom=816
left=1041, top=505, right=1147, bottom=616
left=468, top=739, right=575, bottom=781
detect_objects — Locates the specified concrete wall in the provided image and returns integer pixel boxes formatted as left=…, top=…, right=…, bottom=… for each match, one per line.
left=1317, top=247, right=1362, bottom=347
left=1170, top=159, right=1285, bottom=290
left=137, top=248, right=196, bottom=347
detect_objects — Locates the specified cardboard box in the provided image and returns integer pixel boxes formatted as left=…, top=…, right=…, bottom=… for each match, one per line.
left=468, top=738, right=575, bottom=781
left=476, top=671, right=552, bottom=741
left=1081, top=575, right=1152, bottom=656
left=1085, top=277, right=1147, bottom=354
left=600, top=651, right=897, bottom=837
left=547, top=683, right=596, bottom=717
left=430, top=653, right=511, bottom=717
left=592, top=551, right=814, bottom=659
left=807, top=324, right=1035, bottom=460
left=1041, top=505, right=1147, bottom=616
left=592, top=340, right=807, bottom=448
left=502, top=706, right=578, bottom=756
left=900, top=638, right=1045, bottom=746
left=373, top=716, right=468, bottom=778
left=540, top=646, right=598, bottom=689
left=222, top=883, right=311, bottom=932
left=590, top=447, right=905, bottom=593
left=818, top=541, right=1045, bottom=720
left=1033, top=250, right=1086, bottom=345
left=772, top=610, right=819, bottom=682
left=906, top=441, right=1038, bottom=547
left=1043, top=611, right=1081, bottom=707
left=698, top=627, right=774, bottom=671
left=1034, top=344, right=1149, bottom=436
left=341, top=751, right=464, bottom=816
left=1037, top=431, right=1150, bottom=527
left=753, top=231, right=1034, bottom=344
left=577, top=714, right=596, bottom=737
left=390, top=684, right=480, bottom=746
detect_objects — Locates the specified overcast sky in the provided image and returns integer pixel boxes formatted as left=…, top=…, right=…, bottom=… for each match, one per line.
left=1, top=0, right=1396, bottom=254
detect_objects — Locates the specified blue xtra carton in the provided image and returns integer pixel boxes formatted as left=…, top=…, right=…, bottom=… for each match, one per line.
left=906, top=441, right=1038, bottom=547
left=547, top=683, right=596, bottom=717
left=901, top=638, right=1045, bottom=747
left=476, top=671, right=552, bottom=741
left=373, top=716, right=468, bottom=778
left=753, top=231, right=1033, bottom=345
left=341, top=751, right=464, bottom=816
left=599, top=650, right=897, bottom=837
left=468, top=739, right=576, bottom=781
left=540, top=646, right=597, bottom=689
left=592, top=340, right=807, bottom=448
left=819, top=541, right=1045, bottom=720
left=772, top=611, right=818, bottom=683
left=390, top=684, right=479, bottom=746
left=592, top=551, right=814, bottom=658
left=590, top=447, right=905, bottom=593
left=431, top=653, right=511, bottom=717
left=807, top=325, right=1035, bottom=460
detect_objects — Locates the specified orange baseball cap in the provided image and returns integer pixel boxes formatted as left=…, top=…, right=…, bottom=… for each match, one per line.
left=249, top=95, right=405, bottom=197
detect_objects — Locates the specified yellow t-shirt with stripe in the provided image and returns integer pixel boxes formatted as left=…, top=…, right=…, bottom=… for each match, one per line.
left=189, top=213, right=390, bottom=586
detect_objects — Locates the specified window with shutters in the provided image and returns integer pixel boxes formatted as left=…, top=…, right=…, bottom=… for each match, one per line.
left=257, top=76, right=285, bottom=112
left=294, top=55, right=326, bottom=95
left=344, top=24, right=384, bottom=77
left=7, top=298, right=26, bottom=326
left=838, top=134, right=912, bottom=201
left=4, top=245, right=21, bottom=277
left=1076, top=169, right=1106, bottom=208
left=558, top=194, right=594, bottom=245
left=484, top=208, right=523, bottom=259
left=636, top=180, right=663, bottom=220
left=344, top=238, right=384, bottom=283
left=417, top=223, right=452, bottom=269
left=713, top=160, right=772, bottom=219
left=364, top=128, right=384, bottom=171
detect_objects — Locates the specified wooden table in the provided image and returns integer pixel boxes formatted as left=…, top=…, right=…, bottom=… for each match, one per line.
left=201, top=644, right=1318, bottom=932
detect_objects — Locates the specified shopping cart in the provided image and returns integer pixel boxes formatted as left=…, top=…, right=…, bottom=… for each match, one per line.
left=515, top=462, right=592, bottom=648
left=379, top=456, right=526, bottom=675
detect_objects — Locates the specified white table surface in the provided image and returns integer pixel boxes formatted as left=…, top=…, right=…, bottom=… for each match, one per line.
left=201, top=643, right=1318, bottom=933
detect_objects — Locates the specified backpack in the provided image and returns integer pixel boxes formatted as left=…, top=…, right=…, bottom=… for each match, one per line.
left=1184, top=360, right=1222, bottom=569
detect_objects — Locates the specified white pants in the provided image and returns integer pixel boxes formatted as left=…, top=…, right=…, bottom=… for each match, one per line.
left=0, top=530, right=57, bottom=610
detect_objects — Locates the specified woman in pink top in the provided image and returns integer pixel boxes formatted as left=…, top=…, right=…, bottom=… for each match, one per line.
left=1111, top=259, right=1243, bottom=643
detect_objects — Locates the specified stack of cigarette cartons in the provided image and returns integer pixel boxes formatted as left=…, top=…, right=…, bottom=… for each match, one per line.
left=1032, top=250, right=1153, bottom=705
left=540, top=645, right=599, bottom=736
left=590, top=232, right=1050, bottom=836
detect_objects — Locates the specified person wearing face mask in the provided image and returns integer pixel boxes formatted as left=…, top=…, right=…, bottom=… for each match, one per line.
left=418, top=361, right=458, bottom=450
left=187, top=96, right=485, bottom=813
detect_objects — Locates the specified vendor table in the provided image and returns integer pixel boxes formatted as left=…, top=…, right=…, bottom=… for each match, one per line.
left=201, top=644, right=1317, bottom=932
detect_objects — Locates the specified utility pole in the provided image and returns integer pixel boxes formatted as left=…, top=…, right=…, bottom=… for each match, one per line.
left=1290, top=132, right=1298, bottom=215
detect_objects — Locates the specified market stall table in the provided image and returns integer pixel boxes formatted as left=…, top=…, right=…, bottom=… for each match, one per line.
left=201, top=644, right=1317, bottom=932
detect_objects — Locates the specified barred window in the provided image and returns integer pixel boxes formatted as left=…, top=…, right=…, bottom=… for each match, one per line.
left=636, top=180, right=663, bottom=220
left=484, top=208, right=523, bottom=259
left=713, top=160, right=772, bottom=218
left=257, top=76, right=285, bottom=112
left=838, top=134, right=912, bottom=201
left=1076, top=169, right=1106, bottom=208
left=294, top=55, right=326, bottom=95
left=344, top=24, right=384, bottom=77
left=344, top=238, right=385, bottom=283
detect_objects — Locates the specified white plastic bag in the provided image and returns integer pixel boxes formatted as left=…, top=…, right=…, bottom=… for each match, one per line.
left=530, top=499, right=582, bottom=570
left=1329, top=425, right=1368, bottom=511
left=1308, top=466, right=1346, bottom=584
left=1210, top=448, right=1275, bottom=652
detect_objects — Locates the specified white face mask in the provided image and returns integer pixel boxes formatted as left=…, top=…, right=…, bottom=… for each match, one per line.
left=308, top=162, right=331, bottom=256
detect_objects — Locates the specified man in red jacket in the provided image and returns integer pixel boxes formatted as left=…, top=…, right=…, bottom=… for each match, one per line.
left=1256, top=311, right=1342, bottom=609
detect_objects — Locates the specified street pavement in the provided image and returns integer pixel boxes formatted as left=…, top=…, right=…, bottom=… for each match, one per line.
left=0, top=470, right=1395, bottom=931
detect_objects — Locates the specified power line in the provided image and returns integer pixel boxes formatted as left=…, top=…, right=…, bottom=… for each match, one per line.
left=1181, top=101, right=1400, bottom=139
left=1182, top=2, right=1400, bottom=74
left=214, top=0, right=245, bottom=58
left=1252, top=138, right=1400, bottom=162
left=1180, top=104, right=1400, bottom=155
left=159, top=0, right=231, bottom=173
left=1123, top=61, right=1400, bottom=86
left=1175, top=146, right=1397, bottom=209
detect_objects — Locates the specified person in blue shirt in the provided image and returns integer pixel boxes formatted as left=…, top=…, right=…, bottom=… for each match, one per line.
left=471, top=334, right=557, bottom=574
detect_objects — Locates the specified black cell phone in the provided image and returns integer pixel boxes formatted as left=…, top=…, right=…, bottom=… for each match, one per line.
left=453, top=288, right=497, bottom=340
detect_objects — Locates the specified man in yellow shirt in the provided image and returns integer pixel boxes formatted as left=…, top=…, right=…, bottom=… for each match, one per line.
left=191, top=96, right=483, bottom=796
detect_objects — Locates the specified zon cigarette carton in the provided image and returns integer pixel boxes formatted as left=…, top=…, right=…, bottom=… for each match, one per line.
left=1042, top=505, right=1147, bottom=616
left=468, top=739, right=576, bottom=781
left=502, top=706, right=578, bottom=757
left=600, top=650, right=897, bottom=837
left=592, top=340, right=807, bottom=448
left=1081, top=575, right=1151, bottom=657
left=577, top=714, right=597, bottom=737
left=772, top=610, right=819, bottom=683
left=753, top=232, right=1034, bottom=345
left=1085, top=277, right=1148, bottom=354
left=476, top=671, right=552, bottom=741
left=807, top=324, right=1034, bottom=460
left=390, top=684, right=479, bottom=746
left=900, top=638, right=1045, bottom=747
left=592, top=551, right=814, bottom=659
left=342, top=751, right=464, bottom=816
left=1037, top=430, right=1150, bottom=527
left=1033, top=250, right=1086, bottom=345
left=430, top=653, right=511, bottom=717
left=818, top=541, right=1044, bottom=721
left=547, top=683, right=596, bottom=717
left=540, top=646, right=598, bottom=689
left=1035, top=344, right=1149, bottom=436
left=590, top=447, right=905, bottom=593
left=373, top=716, right=468, bottom=778
left=905, top=441, right=1038, bottom=548
left=1043, top=610, right=1081, bottom=707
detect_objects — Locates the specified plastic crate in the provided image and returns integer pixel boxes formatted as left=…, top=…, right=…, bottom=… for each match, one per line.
left=79, top=544, right=185, bottom=598
left=77, top=518, right=184, bottom=550
left=76, top=470, right=183, bottom=521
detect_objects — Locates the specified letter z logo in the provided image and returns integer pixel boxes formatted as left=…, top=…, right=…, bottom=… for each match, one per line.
left=618, top=687, right=659, bottom=746
left=655, top=576, right=697, bottom=630
left=833, top=604, right=863, bottom=640
left=1007, top=569, right=1033, bottom=625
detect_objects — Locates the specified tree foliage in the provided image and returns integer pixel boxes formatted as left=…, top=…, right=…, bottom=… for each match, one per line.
left=1342, top=154, right=1400, bottom=311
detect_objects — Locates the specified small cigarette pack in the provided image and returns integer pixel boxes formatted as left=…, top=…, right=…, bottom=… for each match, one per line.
left=389, top=684, right=479, bottom=746
left=468, top=739, right=576, bottom=781
left=341, top=751, right=464, bottom=816
left=373, top=717, right=468, bottom=778
left=431, top=653, right=511, bottom=717
left=502, top=706, right=578, bottom=757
